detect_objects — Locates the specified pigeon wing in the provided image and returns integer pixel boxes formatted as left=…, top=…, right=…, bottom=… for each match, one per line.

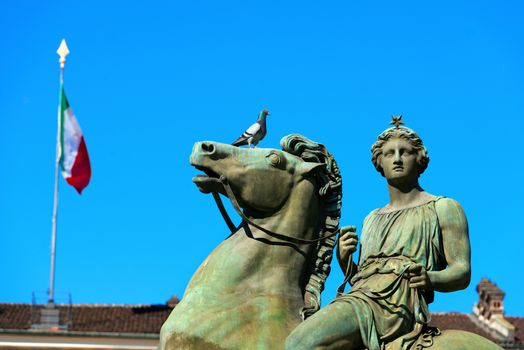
left=245, top=121, right=261, bottom=136
left=232, top=121, right=261, bottom=146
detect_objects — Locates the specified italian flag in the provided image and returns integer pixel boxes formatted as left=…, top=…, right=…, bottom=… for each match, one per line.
left=58, top=85, right=91, bottom=194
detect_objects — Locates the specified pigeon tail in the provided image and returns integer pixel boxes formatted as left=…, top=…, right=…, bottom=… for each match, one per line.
left=232, top=135, right=250, bottom=147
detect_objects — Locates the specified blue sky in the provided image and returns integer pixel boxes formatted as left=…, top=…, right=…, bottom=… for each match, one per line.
left=1, top=1, right=523, bottom=316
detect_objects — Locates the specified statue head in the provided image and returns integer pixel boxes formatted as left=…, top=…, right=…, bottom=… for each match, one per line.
left=190, top=141, right=324, bottom=213
left=371, top=117, right=429, bottom=178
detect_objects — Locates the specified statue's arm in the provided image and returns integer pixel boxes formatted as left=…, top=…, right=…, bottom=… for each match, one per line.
left=428, top=198, right=471, bottom=292
left=336, top=226, right=358, bottom=279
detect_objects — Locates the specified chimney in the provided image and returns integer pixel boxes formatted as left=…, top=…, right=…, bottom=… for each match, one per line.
left=472, top=278, right=515, bottom=342
left=166, top=295, right=180, bottom=308
left=31, top=303, right=68, bottom=331
left=30, top=291, right=72, bottom=331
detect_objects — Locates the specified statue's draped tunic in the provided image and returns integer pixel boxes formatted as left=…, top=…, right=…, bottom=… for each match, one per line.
left=334, top=197, right=446, bottom=350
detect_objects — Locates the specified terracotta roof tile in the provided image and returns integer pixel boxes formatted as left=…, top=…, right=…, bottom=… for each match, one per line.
left=0, top=303, right=174, bottom=334
left=0, top=303, right=522, bottom=345
left=507, top=316, right=524, bottom=345
left=430, top=312, right=496, bottom=341
left=0, top=303, right=31, bottom=330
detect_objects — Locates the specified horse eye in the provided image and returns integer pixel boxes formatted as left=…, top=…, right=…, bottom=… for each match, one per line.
left=267, top=153, right=281, bottom=166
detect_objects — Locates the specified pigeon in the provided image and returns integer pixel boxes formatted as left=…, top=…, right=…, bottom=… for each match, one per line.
left=232, top=109, right=270, bottom=148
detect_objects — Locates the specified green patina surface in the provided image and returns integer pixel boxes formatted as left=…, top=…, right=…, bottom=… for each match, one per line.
left=284, top=121, right=501, bottom=350
left=159, top=124, right=501, bottom=350
left=159, top=135, right=342, bottom=350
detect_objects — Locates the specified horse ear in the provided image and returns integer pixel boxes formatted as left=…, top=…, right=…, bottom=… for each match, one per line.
left=298, top=162, right=326, bottom=177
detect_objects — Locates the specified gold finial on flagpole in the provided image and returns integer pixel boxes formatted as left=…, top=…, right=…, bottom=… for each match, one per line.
left=57, top=39, right=70, bottom=69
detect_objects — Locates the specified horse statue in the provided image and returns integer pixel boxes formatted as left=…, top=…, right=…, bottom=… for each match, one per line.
left=159, top=133, right=501, bottom=350
left=159, top=134, right=343, bottom=350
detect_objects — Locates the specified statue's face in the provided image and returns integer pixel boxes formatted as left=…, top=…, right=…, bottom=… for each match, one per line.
left=379, top=137, right=419, bottom=182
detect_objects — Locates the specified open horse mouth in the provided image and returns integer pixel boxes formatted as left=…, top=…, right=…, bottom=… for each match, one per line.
left=192, top=165, right=223, bottom=194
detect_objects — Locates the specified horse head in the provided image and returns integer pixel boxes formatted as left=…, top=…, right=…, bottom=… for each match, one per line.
left=190, top=141, right=324, bottom=214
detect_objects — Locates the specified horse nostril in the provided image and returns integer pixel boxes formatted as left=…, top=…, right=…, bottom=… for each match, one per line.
left=201, top=142, right=216, bottom=154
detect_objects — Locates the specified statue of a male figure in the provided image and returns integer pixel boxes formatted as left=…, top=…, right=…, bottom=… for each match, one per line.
left=286, top=117, right=475, bottom=350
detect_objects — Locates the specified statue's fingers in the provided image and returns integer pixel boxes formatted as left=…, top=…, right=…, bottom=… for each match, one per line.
left=410, top=275, right=424, bottom=283
left=341, top=238, right=357, bottom=248
left=409, top=282, right=419, bottom=288
left=340, top=243, right=354, bottom=252
left=340, top=225, right=357, bottom=234
left=340, top=232, right=358, bottom=244
left=346, top=238, right=358, bottom=245
left=409, top=281, right=427, bottom=289
left=339, top=232, right=353, bottom=242
left=342, top=242, right=356, bottom=250
left=408, top=263, right=423, bottom=273
left=407, top=265, right=423, bottom=279
left=409, top=277, right=423, bottom=285
left=347, top=231, right=358, bottom=240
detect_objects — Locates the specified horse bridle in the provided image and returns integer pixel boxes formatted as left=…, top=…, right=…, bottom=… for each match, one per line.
left=208, top=175, right=354, bottom=293
left=210, top=175, right=340, bottom=244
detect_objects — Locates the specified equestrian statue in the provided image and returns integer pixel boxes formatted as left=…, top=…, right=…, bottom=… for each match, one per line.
left=159, top=123, right=501, bottom=349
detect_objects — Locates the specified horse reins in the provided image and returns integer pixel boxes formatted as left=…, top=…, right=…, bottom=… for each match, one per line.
left=210, top=175, right=341, bottom=244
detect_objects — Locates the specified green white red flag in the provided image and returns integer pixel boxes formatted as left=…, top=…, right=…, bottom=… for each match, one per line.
left=58, top=84, right=91, bottom=194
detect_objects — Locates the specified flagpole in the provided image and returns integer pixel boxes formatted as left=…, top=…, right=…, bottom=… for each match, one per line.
left=49, top=39, right=69, bottom=304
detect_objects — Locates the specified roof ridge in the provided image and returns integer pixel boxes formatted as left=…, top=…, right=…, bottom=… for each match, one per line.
left=0, top=302, right=167, bottom=307
left=505, top=315, right=524, bottom=319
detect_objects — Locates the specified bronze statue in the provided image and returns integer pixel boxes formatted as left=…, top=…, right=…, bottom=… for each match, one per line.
left=159, top=134, right=343, bottom=349
left=285, top=117, right=501, bottom=349
left=159, top=118, right=501, bottom=349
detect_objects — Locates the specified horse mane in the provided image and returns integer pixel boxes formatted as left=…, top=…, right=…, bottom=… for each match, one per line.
left=280, top=134, right=343, bottom=319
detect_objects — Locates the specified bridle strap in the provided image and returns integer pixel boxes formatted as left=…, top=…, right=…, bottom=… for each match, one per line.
left=210, top=176, right=340, bottom=244
left=337, top=259, right=355, bottom=295
left=212, top=192, right=237, bottom=232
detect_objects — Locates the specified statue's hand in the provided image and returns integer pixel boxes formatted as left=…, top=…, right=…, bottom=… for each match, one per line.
left=338, top=226, right=358, bottom=263
left=407, top=264, right=432, bottom=290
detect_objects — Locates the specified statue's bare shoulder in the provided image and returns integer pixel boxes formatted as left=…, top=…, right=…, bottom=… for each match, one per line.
left=432, top=196, right=471, bottom=291
left=434, top=197, right=468, bottom=232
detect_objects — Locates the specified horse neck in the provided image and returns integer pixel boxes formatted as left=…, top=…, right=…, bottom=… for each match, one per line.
left=240, top=179, right=321, bottom=296
left=246, top=178, right=321, bottom=241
